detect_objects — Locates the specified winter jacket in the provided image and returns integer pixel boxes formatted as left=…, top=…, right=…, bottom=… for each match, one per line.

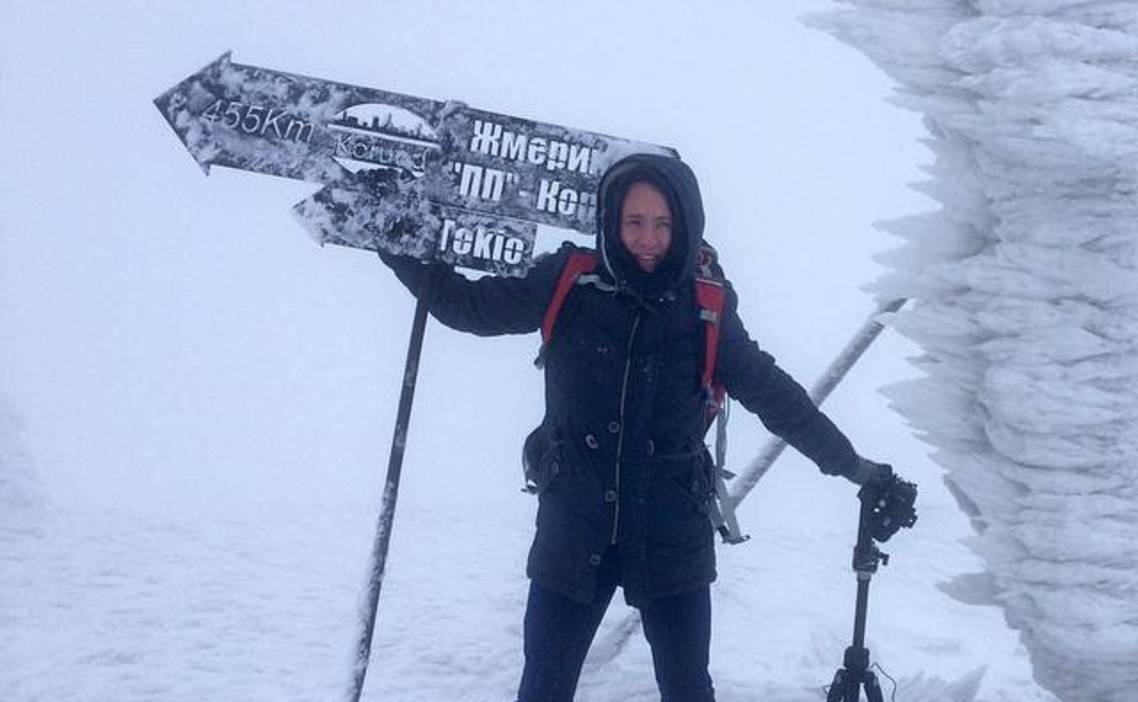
left=379, top=153, right=860, bottom=605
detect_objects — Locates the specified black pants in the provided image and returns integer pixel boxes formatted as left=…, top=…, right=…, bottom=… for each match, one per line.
left=516, top=553, right=715, bottom=702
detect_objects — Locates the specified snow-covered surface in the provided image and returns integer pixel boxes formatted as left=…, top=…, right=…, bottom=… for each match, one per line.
left=3, top=453, right=1051, bottom=701
left=0, top=1, right=1082, bottom=700
left=811, top=2, right=1138, bottom=701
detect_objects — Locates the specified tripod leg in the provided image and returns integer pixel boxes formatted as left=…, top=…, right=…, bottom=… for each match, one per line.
left=864, top=670, right=884, bottom=702
left=826, top=670, right=846, bottom=702
left=827, top=668, right=865, bottom=702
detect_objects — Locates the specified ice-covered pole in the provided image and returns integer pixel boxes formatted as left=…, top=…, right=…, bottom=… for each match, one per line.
left=348, top=277, right=434, bottom=702
left=809, top=3, right=1138, bottom=700
left=726, top=297, right=906, bottom=504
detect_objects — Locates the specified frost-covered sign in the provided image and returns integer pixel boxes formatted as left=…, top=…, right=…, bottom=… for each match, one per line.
left=155, top=53, right=675, bottom=275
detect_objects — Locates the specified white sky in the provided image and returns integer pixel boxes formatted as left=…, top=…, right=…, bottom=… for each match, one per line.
left=0, top=0, right=933, bottom=518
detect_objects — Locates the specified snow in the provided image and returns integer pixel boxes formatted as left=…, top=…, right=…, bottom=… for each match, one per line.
left=2, top=466, right=1051, bottom=701
left=0, top=0, right=1085, bottom=700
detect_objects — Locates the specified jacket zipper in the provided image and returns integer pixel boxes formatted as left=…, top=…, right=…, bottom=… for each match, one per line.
left=610, top=310, right=642, bottom=545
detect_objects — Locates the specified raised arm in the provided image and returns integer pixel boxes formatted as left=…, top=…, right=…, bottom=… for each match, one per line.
left=377, top=246, right=571, bottom=337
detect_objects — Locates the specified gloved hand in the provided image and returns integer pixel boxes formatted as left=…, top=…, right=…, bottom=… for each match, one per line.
left=846, top=457, right=893, bottom=486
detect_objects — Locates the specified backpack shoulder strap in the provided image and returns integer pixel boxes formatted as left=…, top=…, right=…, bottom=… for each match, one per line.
left=693, top=242, right=749, bottom=544
left=695, top=276, right=726, bottom=399
left=693, top=242, right=727, bottom=411
left=541, top=250, right=598, bottom=345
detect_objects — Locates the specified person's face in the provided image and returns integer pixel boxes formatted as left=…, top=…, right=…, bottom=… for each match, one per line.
left=619, top=181, right=673, bottom=273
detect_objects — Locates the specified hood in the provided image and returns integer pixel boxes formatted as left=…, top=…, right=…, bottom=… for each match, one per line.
left=596, top=153, right=705, bottom=299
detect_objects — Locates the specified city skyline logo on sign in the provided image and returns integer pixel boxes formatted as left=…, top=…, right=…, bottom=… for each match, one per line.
left=328, top=103, right=441, bottom=179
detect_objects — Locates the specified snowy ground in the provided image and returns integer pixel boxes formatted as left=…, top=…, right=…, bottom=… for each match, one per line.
left=2, top=435, right=1056, bottom=702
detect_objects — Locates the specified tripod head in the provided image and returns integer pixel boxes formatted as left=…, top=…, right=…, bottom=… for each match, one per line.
left=858, top=472, right=918, bottom=543
left=851, top=472, right=917, bottom=576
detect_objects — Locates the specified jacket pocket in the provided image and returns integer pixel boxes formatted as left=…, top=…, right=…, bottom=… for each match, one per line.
left=690, top=450, right=714, bottom=516
left=522, top=420, right=564, bottom=494
left=651, top=454, right=712, bottom=520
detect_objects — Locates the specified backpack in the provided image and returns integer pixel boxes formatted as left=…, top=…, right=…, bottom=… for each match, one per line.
left=523, top=243, right=749, bottom=544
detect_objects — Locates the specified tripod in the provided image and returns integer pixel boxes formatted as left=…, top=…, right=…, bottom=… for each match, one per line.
left=826, top=486, right=893, bottom=702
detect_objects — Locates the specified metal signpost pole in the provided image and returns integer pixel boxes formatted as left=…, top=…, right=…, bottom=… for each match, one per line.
left=350, top=278, right=435, bottom=702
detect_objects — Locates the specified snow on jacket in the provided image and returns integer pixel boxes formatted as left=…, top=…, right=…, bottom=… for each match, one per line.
left=379, top=153, right=860, bottom=605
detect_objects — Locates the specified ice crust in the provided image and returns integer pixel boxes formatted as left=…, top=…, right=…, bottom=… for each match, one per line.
left=0, top=396, right=41, bottom=521
left=810, top=3, right=1138, bottom=701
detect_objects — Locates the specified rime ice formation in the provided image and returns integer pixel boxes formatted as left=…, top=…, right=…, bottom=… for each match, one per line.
left=809, top=3, right=1138, bottom=701
left=0, top=396, right=40, bottom=519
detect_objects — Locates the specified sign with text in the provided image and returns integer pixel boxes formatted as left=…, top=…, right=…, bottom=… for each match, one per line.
left=156, top=53, right=676, bottom=275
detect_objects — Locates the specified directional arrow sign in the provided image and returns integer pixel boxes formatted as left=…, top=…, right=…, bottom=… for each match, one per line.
left=156, top=53, right=676, bottom=275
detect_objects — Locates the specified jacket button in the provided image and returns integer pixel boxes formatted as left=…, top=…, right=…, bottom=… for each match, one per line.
left=604, top=489, right=617, bottom=503
left=589, top=554, right=602, bottom=566
left=585, top=434, right=599, bottom=449
left=646, top=440, right=655, bottom=456
left=607, top=421, right=621, bottom=434
left=550, top=461, right=560, bottom=475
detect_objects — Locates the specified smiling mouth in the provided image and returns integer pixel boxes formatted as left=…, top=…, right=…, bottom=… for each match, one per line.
left=635, top=255, right=661, bottom=270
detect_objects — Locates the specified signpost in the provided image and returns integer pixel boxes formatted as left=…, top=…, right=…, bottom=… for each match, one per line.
left=155, top=52, right=676, bottom=701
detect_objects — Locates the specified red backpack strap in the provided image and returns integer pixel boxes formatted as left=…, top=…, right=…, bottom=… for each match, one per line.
left=695, top=277, right=726, bottom=397
left=694, top=242, right=728, bottom=421
left=541, top=251, right=598, bottom=344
